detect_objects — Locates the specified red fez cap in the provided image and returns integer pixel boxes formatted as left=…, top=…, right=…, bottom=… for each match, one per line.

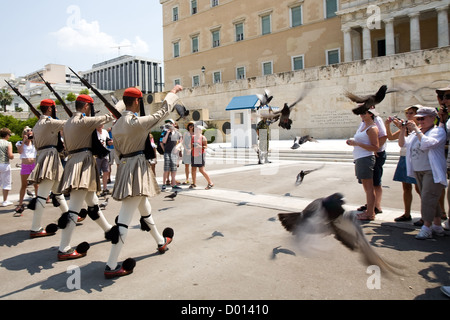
left=76, top=94, right=94, bottom=104
left=123, top=87, right=143, bottom=98
left=40, top=99, right=55, bottom=107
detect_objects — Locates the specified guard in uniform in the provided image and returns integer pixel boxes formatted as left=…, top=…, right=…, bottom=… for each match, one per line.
left=28, top=99, right=67, bottom=238
left=104, top=85, right=182, bottom=278
left=56, top=94, right=114, bottom=261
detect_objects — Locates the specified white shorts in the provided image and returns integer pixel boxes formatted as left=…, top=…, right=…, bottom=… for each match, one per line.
left=0, top=163, right=12, bottom=190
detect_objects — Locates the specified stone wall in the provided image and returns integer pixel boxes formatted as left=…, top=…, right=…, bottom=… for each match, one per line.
left=174, top=46, right=450, bottom=140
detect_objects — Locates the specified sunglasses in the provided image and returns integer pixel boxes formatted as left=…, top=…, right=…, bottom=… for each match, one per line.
left=438, top=94, right=450, bottom=100
left=416, top=117, right=426, bottom=121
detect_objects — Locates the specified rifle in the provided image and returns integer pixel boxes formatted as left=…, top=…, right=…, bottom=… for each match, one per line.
left=4, top=80, right=41, bottom=118
left=68, top=67, right=121, bottom=119
left=37, top=73, right=73, bottom=117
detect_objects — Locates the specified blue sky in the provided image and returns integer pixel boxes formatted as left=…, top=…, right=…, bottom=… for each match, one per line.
left=0, top=1, right=163, bottom=76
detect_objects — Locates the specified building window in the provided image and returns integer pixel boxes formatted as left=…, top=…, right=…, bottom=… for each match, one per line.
left=261, top=15, right=271, bottom=35
left=191, top=0, right=197, bottom=15
left=212, top=30, right=220, bottom=48
left=236, top=67, right=246, bottom=80
left=213, top=71, right=222, bottom=84
left=326, top=48, right=340, bottom=65
left=292, top=55, right=304, bottom=70
left=173, top=41, right=180, bottom=58
left=172, top=6, right=179, bottom=21
left=211, top=0, right=219, bottom=7
left=192, top=36, right=199, bottom=53
left=291, top=6, right=302, bottom=27
left=192, top=75, right=200, bottom=87
left=174, top=79, right=181, bottom=86
left=325, top=0, right=338, bottom=19
left=262, top=61, right=273, bottom=76
left=235, top=23, right=244, bottom=42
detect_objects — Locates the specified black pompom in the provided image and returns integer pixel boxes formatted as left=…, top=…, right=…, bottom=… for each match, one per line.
left=122, top=258, right=136, bottom=272
left=57, top=212, right=70, bottom=229
left=45, top=223, right=58, bottom=234
left=76, top=242, right=90, bottom=254
left=78, top=208, right=88, bottom=219
left=162, top=227, right=174, bottom=239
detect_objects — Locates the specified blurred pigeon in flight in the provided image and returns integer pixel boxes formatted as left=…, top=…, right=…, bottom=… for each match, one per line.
left=295, top=164, right=325, bottom=186
left=256, top=89, right=273, bottom=109
left=278, top=193, right=401, bottom=274
left=345, top=85, right=398, bottom=115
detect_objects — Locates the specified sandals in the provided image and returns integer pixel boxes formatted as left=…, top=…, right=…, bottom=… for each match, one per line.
left=14, top=204, right=25, bottom=217
left=395, top=214, right=412, bottom=222
left=189, top=184, right=197, bottom=189
left=205, top=184, right=214, bottom=190
left=356, top=211, right=375, bottom=221
left=357, top=204, right=382, bottom=214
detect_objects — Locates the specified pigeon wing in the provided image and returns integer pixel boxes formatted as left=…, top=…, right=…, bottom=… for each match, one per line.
left=331, top=212, right=402, bottom=274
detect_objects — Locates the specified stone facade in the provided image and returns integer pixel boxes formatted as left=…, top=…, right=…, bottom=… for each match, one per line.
left=174, top=46, right=450, bottom=140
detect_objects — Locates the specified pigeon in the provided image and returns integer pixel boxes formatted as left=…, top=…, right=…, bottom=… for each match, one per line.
left=278, top=94, right=305, bottom=130
left=256, top=89, right=273, bottom=109
left=175, top=103, right=189, bottom=121
left=295, top=165, right=325, bottom=186
left=26, top=189, right=34, bottom=197
left=99, top=197, right=109, bottom=210
left=345, top=85, right=398, bottom=115
left=165, top=191, right=178, bottom=200
left=291, top=135, right=318, bottom=150
left=278, top=193, right=401, bottom=274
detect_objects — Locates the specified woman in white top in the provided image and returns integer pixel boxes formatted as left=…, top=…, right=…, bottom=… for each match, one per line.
left=399, top=106, right=447, bottom=240
left=346, top=109, right=379, bottom=221
left=0, top=128, right=14, bottom=207
left=15, top=126, right=37, bottom=215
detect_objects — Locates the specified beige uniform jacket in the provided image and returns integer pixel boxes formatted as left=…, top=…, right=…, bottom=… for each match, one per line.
left=57, top=112, right=114, bottom=193
left=28, top=116, right=66, bottom=185
left=112, top=92, right=178, bottom=200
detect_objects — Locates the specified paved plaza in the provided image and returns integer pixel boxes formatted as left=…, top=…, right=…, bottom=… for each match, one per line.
left=0, top=140, right=449, bottom=302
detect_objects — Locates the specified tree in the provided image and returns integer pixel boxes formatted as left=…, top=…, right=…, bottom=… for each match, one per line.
left=0, top=89, right=13, bottom=112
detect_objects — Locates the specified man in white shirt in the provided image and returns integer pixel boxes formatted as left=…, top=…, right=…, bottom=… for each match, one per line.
left=96, top=124, right=112, bottom=196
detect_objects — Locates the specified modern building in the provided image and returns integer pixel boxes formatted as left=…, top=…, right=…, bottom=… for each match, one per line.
left=24, top=64, right=82, bottom=86
left=82, top=55, right=164, bottom=94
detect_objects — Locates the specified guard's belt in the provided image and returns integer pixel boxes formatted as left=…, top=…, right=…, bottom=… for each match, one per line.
left=68, top=148, right=92, bottom=155
left=120, top=150, right=144, bottom=160
left=37, top=145, right=57, bottom=151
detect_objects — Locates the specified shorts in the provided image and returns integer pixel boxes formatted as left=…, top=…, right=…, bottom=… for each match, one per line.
left=96, top=157, right=110, bottom=173
left=354, top=155, right=375, bottom=181
left=164, top=153, right=178, bottom=172
left=373, top=151, right=386, bottom=187
left=191, top=154, right=205, bottom=168
left=21, top=163, right=36, bottom=175
left=0, top=163, right=11, bottom=190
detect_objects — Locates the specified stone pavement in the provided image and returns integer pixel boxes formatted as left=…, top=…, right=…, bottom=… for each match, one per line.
left=0, top=140, right=449, bottom=303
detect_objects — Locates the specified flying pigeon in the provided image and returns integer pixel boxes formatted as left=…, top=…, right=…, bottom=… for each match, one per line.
left=279, top=94, right=305, bottom=130
left=345, top=85, right=398, bottom=115
left=175, top=103, right=190, bottom=121
left=295, top=165, right=325, bottom=186
left=291, top=135, right=318, bottom=150
left=165, top=191, right=178, bottom=200
left=100, top=197, right=109, bottom=210
left=278, top=193, right=401, bottom=274
left=256, top=89, right=273, bottom=109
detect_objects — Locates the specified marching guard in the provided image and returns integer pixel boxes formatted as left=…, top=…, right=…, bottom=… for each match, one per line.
left=56, top=94, right=114, bottom=261
left=28, top=99, right=67, bottom=238
left=104, top=85, right=182, bottom=278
